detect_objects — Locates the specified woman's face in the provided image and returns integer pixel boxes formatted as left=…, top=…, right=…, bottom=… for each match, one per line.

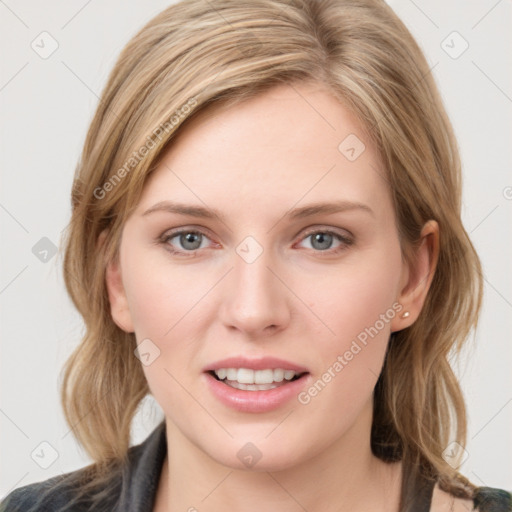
left=106, top=82, right=414, bottom=471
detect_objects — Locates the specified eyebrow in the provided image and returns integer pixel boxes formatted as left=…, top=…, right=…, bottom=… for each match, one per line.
left=142, top=200, right=374, bottom=221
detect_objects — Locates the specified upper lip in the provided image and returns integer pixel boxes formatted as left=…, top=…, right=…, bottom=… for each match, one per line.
left=203, top=356, right=309, bottom=373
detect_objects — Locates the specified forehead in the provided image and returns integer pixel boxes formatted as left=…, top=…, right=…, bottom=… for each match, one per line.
left=135, top=82, right=391, bottom=222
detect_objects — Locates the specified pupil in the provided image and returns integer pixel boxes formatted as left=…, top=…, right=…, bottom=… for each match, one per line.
left=312, top=232, right=332, bottom=250
left=181, top=232, right=201, bottom=250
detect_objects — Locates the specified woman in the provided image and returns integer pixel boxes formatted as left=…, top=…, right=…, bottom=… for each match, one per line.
left=1, top=0, right=510, bottom=511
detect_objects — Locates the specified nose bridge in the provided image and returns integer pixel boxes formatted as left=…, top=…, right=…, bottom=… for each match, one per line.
left=220, top=237, right=290, bottom=335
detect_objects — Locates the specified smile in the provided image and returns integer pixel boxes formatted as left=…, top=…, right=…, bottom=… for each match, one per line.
left=203, top=357, right=310, bottom=413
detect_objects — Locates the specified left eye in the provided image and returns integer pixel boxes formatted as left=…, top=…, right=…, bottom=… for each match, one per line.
left=297, top=230, right=352, bottom=252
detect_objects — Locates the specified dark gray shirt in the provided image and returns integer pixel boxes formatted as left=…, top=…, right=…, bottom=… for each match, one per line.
left=0, top=421, right=167, bottom=512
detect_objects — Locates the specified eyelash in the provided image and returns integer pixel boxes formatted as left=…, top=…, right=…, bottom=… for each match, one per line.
left=158, top=227, right=354, bottom=258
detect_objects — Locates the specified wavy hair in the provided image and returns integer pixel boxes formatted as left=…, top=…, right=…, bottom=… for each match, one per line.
left=54, top=0, right=482, bottom=509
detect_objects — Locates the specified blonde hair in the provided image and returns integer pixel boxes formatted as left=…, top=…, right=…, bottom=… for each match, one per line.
left=57, top=0, right=482, bottom=508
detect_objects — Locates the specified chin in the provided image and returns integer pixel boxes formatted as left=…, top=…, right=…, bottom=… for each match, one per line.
left=201, top=435, right=314, bottom=473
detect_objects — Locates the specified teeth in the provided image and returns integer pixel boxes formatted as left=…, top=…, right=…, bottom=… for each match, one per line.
left=273, top=368, right=284, bottom=382
left=213, top=368, right=301, bottom=385
left=237, top=368, right=256, bottom=384
left=216, top=368, right=227, bottom=380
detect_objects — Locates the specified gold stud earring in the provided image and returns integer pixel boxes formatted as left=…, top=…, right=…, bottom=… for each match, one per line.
left=401, top=311, right=410, bottom=319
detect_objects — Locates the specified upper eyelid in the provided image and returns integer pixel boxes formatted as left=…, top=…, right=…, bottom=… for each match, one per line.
left=300, top=226, right=353, bottom=239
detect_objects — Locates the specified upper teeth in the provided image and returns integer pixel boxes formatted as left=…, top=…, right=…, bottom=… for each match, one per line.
left=214, top=368, right=300, bottom=384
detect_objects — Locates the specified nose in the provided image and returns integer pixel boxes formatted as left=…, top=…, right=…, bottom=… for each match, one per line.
left=218, top=247, right=291, bottom=338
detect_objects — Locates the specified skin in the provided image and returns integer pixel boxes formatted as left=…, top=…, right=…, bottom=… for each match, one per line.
left=105, top=81, right=444, bottom=511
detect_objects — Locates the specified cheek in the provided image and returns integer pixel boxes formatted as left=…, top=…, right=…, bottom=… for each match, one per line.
left=121, top=252, right=204, bottom=414
left=122, top=248, right=208, bottom=340
left=316, top=243, right=402, bottom=345
left=303, top=241, right=402, bottom=398
left=120, top=248, right=203, bottom=375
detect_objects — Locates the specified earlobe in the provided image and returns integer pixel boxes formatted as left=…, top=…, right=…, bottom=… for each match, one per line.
left=391, top=220, right=439, bottom=332
left=103, top=243, right=135, bottom=334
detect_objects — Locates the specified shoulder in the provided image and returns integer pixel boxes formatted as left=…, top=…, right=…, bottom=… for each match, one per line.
left=473, top=486, right=512, bottom=512
left=431, top=482, right=512, bottom=512
left=0, top=420, right=167, bottom=512
left=0, top=469, right=91, bottom=512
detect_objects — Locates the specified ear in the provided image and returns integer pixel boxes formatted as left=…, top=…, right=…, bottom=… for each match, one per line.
left=390, top=220, right=439, bottom=332
left=99, top=230, right=135, bottom=333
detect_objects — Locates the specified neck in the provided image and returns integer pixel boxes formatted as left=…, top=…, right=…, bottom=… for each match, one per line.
left=161, top=403, right=402, bottom=512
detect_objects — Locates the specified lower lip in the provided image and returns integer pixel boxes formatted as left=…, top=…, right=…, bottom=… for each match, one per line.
left=204, top=372, right=310, bottom=413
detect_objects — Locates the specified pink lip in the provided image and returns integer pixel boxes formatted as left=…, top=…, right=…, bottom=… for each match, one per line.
left=204, top=372, right=311, bottom=413
left=202, top=356, right=309, bottom=373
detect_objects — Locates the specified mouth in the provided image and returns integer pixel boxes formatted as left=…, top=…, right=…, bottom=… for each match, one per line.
left=203, top=358, right=311, bottom=413
left=207, top=368, right=307, bottom=391
left=203, top=356, right=310, bottom=412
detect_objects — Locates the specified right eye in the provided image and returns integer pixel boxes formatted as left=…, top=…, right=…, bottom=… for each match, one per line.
left=160, top=229, right=215, bottom=256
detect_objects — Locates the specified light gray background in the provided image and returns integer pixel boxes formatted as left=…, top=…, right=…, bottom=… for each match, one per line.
left=1, top=0, right=511, bottom=499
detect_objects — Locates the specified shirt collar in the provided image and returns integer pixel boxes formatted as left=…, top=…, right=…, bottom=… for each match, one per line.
left=116, top=419, right=167, bottom=511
